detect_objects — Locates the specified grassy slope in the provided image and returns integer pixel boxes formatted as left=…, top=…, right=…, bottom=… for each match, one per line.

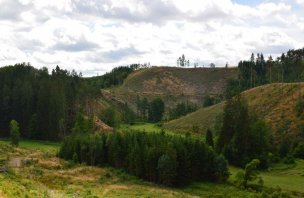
left=0, top=140, right=254, bottom=198
left=107, top=67, right=238, bottom=109
left=164, top=102, right=224, bottom=133
left=165, top=83, right=304, bottom=137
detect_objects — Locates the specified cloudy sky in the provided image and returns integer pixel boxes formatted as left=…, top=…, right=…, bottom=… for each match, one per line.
left=0, top=0, right=304, bottom=76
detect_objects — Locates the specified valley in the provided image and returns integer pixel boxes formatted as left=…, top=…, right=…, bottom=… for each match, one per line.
left=1, top=48, right=304, bottom=197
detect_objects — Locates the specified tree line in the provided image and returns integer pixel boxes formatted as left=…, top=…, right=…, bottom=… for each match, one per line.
left=59, top=129, right=229, bottom=186
left=227, top=48, right=304, bottom=98
left=85, top=66, right=135, bottom=89
left=168, top=101, right=198, bottom=120
left=0, top=63, right=100, bottom=140
left=0, top=63, right=139, bottom=140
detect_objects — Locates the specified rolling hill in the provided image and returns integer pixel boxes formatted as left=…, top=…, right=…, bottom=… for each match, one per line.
left=164, top=83, right=304, bottom=140
left=105, top=66, right=238, bottom=110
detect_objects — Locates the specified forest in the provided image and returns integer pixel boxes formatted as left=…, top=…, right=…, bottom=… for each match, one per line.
left=59, top=129, right=229, bottom=186
left=0, top=63, right=134, bottom=140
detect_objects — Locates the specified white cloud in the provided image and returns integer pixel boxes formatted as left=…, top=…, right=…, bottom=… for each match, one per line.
left=0, top=0, right=303, bottom=76
left=296, top=0, right=304, bottom=5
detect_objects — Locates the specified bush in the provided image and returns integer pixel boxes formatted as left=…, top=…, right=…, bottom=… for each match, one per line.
left=283, top=155, right=295, bottom=164
left=234, top=159, right=264, bottom=190
left=294, top=143, right=304, bottom=159
left=268, top=153, right=280, bottom=163
left=9, top=120, right=20, bottom=146
left=203, top=95, right=215, bottom=107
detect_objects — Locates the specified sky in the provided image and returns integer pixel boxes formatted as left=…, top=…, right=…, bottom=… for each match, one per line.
left=0, top=0, right=304, bottom=76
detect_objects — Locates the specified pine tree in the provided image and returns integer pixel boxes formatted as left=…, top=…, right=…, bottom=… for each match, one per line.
left=206, top=129, right=214, bottom=148
left=148, top=98, right=165, bottom=122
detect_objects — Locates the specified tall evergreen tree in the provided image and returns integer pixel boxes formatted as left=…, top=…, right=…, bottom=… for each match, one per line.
left=148, top=98, right=165, bottom=122
left=206, top=129, right=214, bottom=148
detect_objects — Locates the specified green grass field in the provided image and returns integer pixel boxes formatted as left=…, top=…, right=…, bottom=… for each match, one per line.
left=120, top=122, right=202, bottom=137
left=0, top=139, right=60, bottom=152
left=120, top=122, right=163, bottom=133
left=229, top=160, right=304, bottom=195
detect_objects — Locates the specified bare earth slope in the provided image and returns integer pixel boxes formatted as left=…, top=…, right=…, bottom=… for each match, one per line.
left=107, top=67, right=238, bottom=109
left=165, top=83, right=304, bottom=140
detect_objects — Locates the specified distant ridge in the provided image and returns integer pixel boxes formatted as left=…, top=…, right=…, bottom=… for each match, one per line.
left=106, top=66, right=238, bottom=110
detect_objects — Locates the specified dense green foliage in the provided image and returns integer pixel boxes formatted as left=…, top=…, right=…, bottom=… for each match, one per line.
left=234, top=159, right=263, bottom=190
left=217, top=95, right=271, bottom=168
left=148, top=98, right=165, bottom=122
left=203, top=95, right=221, bottom=107
left=9, top=120, right=20, bottom=146
left=59, top=130, right=229, bottom=186
left=206, top=129, right=214, bottom=148
left=168, top=101, right=198, bottom=120
left=294, top=143, right=304, bottom=159
left=99, top=107, right=120, bottom=127
left=136, top=97, right=165, bottom=122
left=0, top=63, right=100, bottom=140
left=72, top=113, right=95, bottom=134
left=0, top=63, right=137, bottom=140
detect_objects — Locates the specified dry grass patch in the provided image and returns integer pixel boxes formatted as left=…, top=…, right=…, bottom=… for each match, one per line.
left=165, top=83, right=304, bottom=140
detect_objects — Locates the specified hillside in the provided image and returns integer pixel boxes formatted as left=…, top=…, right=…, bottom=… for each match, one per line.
left=106, top=66, right=238, bottom=110
left=164, top=83, right=304, bottom=140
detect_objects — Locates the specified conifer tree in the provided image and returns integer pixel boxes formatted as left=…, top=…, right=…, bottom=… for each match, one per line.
left=206, top=129, right=214, bottom=148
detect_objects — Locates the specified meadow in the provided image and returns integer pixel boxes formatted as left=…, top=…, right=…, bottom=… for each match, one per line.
left=1, top=124, right=304, bottom=198
left=0, top=139, right=255, bottom=198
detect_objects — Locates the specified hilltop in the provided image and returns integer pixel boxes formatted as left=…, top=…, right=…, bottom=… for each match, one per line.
left=164, top=83, right=304, bottom=140
left=105, top=66, right=238, bottom=110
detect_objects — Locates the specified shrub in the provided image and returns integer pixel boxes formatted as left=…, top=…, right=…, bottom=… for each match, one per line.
left=203, top=95, right=215, bottom=107
left=234, top=159, right=264, bottom=191
left=283, top=155, right=295, bottom=164
left=294, top=143, right=304, bottom=159
left=9, top=120, right=20, bottom=146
